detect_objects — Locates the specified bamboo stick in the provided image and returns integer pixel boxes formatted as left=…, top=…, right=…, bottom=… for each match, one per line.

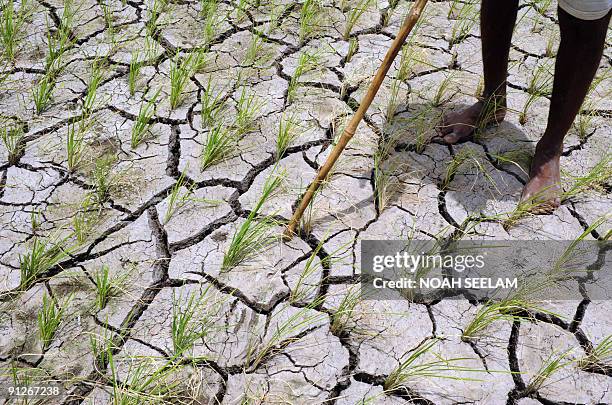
left=284, top=0, right=429, bottom=239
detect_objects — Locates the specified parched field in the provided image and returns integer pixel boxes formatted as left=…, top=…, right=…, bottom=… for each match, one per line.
left=0, top=0, right=611, bottom=403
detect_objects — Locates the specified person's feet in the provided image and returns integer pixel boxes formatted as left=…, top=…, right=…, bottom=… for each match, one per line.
left=519, top=146, right=561, bottom=213
left=436, top=97, right=507, bottom=144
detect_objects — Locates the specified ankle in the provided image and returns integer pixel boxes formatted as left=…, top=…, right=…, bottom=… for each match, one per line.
left=534, top=141, right=562, bottom=161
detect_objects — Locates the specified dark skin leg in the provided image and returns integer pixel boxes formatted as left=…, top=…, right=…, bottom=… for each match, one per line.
left=520, top=7, right=611, bottom=211
left=437, top=0, right=519, bottom=144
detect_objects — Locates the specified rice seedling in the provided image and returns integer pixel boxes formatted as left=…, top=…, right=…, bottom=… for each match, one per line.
left=32, top=74, right=55, bottom=114
left=38, top=292, right=71, bottom=350
left=19, top=236, right=71, bottom=290
left=89, top=326, right=115, bottom=368
left=385, top=78, right=402, bottom=124
left=329, top=285, right=360, bottom=335
left=93, top=265, right=128, bottom=310
left=234, top=86, right=262, bottom=135
left=45, top=23, right=72, bottom=80
left=460, top=298, right=550, bottom=342
left=431, top=72, right=457, bottom=107
left=532, top=0, right=553, bottom=15
left=289, top=237, right=327, bottom=304
left=164, top=168, right=220, bottom=223
left=0, top=0, right=28, bottom=62
left=169, top=51, right=195, bottom=109
left=72, top=193, right=96, bottom=243
left=171, top=289, right=210, bottom=356
left=58, top=0, right=76, bottom=37
left=343, top=0, right=374, bottom=40
left=243, top=31, right=265, bottom=66
left=246, top=302, right=325, bottom=370
left=383, top=0, right=400, bottom=26
left=1, top=122, right=24, bottom=165
left=267, top=3, right=286, bottom=33
left=440, top=148, right=497, bottom=191
left=448, top=0, right=478, bottom=46
left=202, top=0, right=223, bottom=46
left=66, top=122, right=85, bottom=172
left=146, top=0, right=167, bottom=36
left=579, top=335, right=611, bottom=371
left=519, top=62, right=553, bottom=124
left=82, top=58, right=104, bottom=118
left=91, top=155, right=118, bottom=205
left=373, top=153, right=401, bottom=212
left=131, top=89, right=160, bottom=148
left=299, top=0, right=323, bottom=43
left=561, top=154, right=611, bottom=201
left=345, top=37, right=358, bottom=63
left=100, top=1, right=115, bottom=40
left=526, top=348, right=574, bottom=394
left=490, top=149, right=532, bottom=175
left=574, top=101, right=597, bottom=141
left=201, top=123, right=240, bottom=170
left=128, top=51, right=142, bottom=96
left=222, top=170, right=283, bottom=270
left=276, top=113, right=299, bottom=160
left=108, top=349, right=180, bottom=403
left=200, top=77, right=227, bottom=128
left=287, top=50, right=319, bottom=103
left=384, top=338, right=481, bottom=392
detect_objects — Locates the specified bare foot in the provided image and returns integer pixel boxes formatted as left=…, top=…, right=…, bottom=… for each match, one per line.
left=436, top=98, right=506, bottom=144
left=519, top=148, right=561, bottom=214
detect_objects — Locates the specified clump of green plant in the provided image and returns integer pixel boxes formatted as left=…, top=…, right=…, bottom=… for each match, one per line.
left=561, top=153, right=611, bottom=201
left=526, top=348, right=574, bottom=394
left=287, top=50, right=319, bottom=103
left=32, top=74, right=55, bottom=114
left=91, top=155, right=118, bottom=205
left=343, top=0, right=374, bottom=40
left=93, top=265, right=128, bottom=310
left=579, top=335, right=611, bottom=372
left=431, top=73, right=457, bottom=107
left=276, top=113, right=299, bottom=160
left=66, top=122, right=85, bottom=172
left=169, top=51, right=195, bottom=109
left=72, top=193, right=97, bottom=243
left=246, top=302, right=325, bottom=370
left=200, top=77, right=226, bottom=128
left=128, top=51, right=142, bottom=96
left=131, top=89, right=160, bottom=148
left=234, top=86, right=262, bottom=135
left=146, top=0, right=168, bottom=36
left=519, top=62, right=553, bottom=124
left=84, top=58, right=105, bottom=116
left=243, top=31, right=266, bottom=66
left=299, top=0, right=323, bottom=43
left=202, top=0, right=223, bottom=45
left=107, top=349, right=180, bottom=403
left=490, top=149, right=532, bottom=175
left=289, top=238, right=326, bottom=304
left=200, top=123, right=240, bottom=170
left=19, top=236, right=71, bottom=290
left=1, top=122, right=24, bottom=165
left=0, top=0, right=29, bottom=61
left=384, top=338, right=481, bottom=392
left=329, top=285, right=361, bottom=335
left=100, top=1, right=115, bottom=40
left=222, top=170, right=283, bottom=270
left=171, top=288, right=219, bottom=356
left=38, top=292, right=71, bottom=350
left=385, top=78, right=402, bottom=123
left=345, top=37, right=358, bottom=63
left=448, top=0, right=478, bottom=46
left=440, top=148, right=497, bottom=191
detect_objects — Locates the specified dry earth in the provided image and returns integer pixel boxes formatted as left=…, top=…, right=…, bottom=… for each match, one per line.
left=0, top=0, right=611, bottom=404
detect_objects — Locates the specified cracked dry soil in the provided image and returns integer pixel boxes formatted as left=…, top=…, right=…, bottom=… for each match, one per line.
left=0, top=0, right=611, bottom=404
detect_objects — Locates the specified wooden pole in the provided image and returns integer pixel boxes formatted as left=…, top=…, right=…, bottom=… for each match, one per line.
left=284, top=0, right=429, bottom=239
